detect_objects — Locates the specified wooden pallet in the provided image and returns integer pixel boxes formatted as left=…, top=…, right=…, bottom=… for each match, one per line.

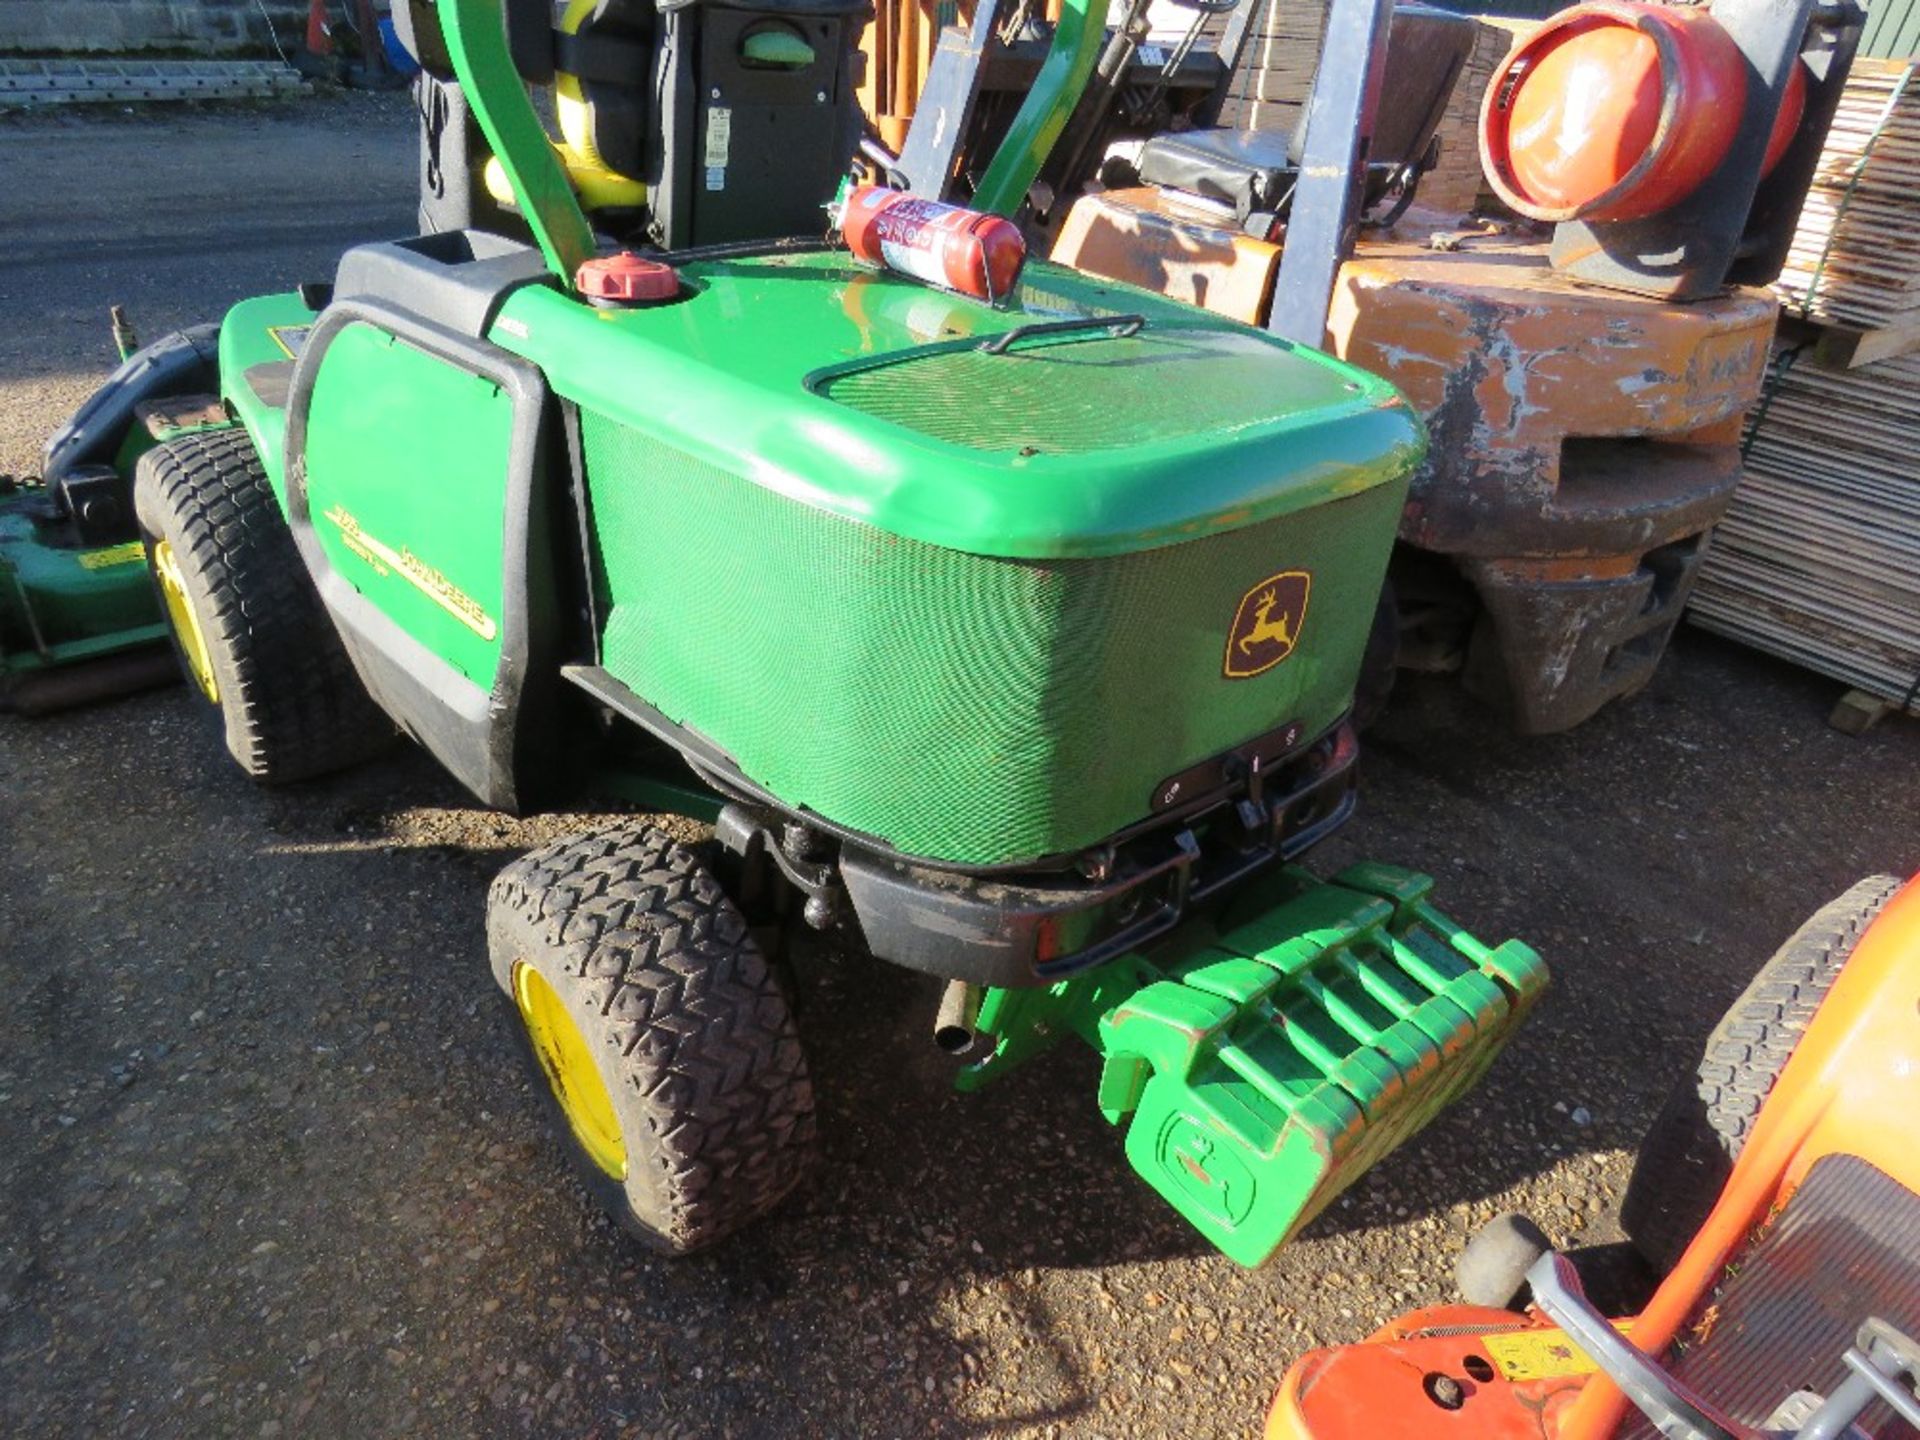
left=1778, top=310, right=1920, bottom=369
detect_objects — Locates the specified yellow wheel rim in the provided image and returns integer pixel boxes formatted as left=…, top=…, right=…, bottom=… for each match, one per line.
left=152, top=539, right=219, bottom=703
left=513, top=962, right=628, bottom=1180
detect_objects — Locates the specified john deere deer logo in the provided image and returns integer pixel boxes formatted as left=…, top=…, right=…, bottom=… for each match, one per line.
left=1223, top=570, right=1311, bottom=679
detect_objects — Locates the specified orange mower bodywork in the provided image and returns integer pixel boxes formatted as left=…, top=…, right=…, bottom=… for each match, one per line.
left=1263, top=874, right=1920, bottom=1439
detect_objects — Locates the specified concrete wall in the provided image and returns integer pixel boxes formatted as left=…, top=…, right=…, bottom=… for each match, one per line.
left=0, top=1, right=315, bottom=56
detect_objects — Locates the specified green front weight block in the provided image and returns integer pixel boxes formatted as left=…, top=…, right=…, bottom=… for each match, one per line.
left=960, top=864, right=1547, bottom=1268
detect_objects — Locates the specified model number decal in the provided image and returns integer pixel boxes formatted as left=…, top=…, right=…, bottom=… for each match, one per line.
left=321, top=504, right=497, bottom=642
left=705, top=106, right=731, bottom=167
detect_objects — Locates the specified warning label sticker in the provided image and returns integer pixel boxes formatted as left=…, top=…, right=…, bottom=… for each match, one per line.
left=268, top=324, right=311, bottom=359
left=704, top=107, right=731, bottom=167
left=1481, top=1323, right=1634, bottom=1382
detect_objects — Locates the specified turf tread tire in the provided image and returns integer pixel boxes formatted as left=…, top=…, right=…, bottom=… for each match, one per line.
left=487, top=825, right=817, bottom=1254
left=132, top=429, right=388, bottom=783
left=1620, top=874, right=1901, bottom=1272
left=1353, top=583, right=1399, bottom=733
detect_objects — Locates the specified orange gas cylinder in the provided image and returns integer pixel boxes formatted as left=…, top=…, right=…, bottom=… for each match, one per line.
left=1763, top=58, right=1809, bottom=176
left=1481, top=1, right=1749, bottom=222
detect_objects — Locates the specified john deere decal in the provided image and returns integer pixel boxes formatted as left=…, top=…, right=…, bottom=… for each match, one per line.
left=321, top=505, right=497, bottom=642
left=1224, top=570, right=1310, bottom=679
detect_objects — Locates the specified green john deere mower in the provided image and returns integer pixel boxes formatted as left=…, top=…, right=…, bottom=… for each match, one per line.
left=88, top=0, right=1548, bottom=1261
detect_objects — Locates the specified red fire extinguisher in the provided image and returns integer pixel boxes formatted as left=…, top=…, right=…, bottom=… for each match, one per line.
left=839, top=186, right=1028, bottom=304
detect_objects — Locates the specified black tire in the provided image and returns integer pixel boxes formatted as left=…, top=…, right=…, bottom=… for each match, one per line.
left=1620, top=875, right=1901, bottom=1272
left=487, top=824, right=818, bottom=1254
left=132, top=429, right=390, bottom=783
left=1352, top=582, right=1399, bottom=733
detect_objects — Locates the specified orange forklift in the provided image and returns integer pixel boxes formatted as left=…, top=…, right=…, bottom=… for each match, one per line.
left=1265, top=874, right=1920, bottom=1439
left=872, top=0, right=1862, bottom=732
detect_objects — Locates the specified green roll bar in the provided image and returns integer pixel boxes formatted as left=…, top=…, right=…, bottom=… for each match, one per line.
left=970, top=0, right=1111, bottom=218
left=436, top=0, right=1107, bottom=277
left=441, top=0, right=596, bottom=285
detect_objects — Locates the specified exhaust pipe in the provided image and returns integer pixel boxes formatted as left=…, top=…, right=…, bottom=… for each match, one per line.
left=933, top=980, right=983, bottom=1055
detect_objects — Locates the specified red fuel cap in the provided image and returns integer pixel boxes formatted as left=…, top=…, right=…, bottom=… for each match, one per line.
left=575, top=252, right=679, bottom=304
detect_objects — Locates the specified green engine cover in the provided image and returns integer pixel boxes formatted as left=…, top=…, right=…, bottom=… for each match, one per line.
left=494, top=251, right=1423, bottom=866
left=583, top=422, right=1401, bottom=864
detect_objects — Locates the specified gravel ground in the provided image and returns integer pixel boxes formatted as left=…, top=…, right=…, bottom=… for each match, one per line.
left=4, top=94, right=1919, bottom=1440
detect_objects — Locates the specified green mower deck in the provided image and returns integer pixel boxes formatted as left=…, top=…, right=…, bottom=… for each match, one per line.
left=0, top=506, right=159, bottom=680
left=1, top=322, right=233, bottom=714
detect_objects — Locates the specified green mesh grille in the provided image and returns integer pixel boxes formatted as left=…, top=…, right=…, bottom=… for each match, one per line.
left=817, top=328, right=1356, bottom=454
left=583, top=416, right=1401, bottom=866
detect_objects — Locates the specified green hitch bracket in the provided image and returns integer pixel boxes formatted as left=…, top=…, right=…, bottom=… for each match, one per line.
left=958, top=864, right=1547, bottom=1268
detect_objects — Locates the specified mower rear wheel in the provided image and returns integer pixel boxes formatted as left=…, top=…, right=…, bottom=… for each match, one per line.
left=133, top=429, right=389, bottom=783
left=1352, top=583, right=1399, bottom=733
left=1620, top=874, right=1900, bottom=1272
left=486, top=824, right=817, bottom=1254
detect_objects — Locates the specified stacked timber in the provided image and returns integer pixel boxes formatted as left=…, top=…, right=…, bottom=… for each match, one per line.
left=1689, top=346, right=1920, bottom=720
left=1213, top=0, right=1327, bottom=136
left=1416, top=18, right=1520, bottom=217
left=1212, top=0, right=1518, bottom=219
left=1691, top=58, right=1920, bottom=725
left=1773, top=58, right=1920, bottom=342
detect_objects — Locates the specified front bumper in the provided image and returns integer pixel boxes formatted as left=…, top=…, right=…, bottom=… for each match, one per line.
left=841, top=721, right=1360, bottom=988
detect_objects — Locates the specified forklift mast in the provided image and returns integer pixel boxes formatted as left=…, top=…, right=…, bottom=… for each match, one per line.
left=896, top=0, right=1403, bottom=346
left=1262, top=0, right=1391, bottom=344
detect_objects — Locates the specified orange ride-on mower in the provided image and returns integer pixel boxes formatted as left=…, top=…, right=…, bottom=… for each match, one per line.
left=1265, top=874, right=1920, bottom=1440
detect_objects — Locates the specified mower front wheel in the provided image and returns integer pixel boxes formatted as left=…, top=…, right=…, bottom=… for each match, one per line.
left=1620, top=874, right=1901, bottom=1272
left=133, top=429, right=389, bottom=783
left=486, top=824, right=817, bottom=1254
